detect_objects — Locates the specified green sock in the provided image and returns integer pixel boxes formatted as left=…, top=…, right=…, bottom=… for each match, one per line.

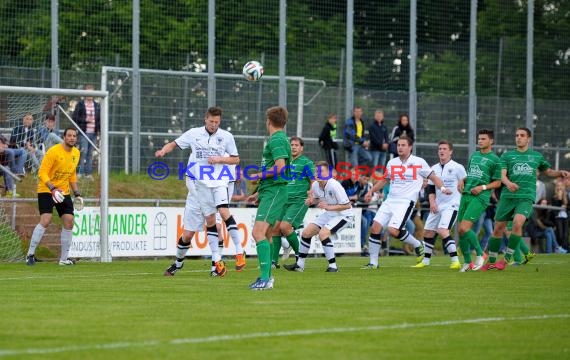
left=505, top=234, right=522, bottom=262
left=271, top=236, right=282, bottom=264
left=518, top=238, right=530, bottom=255
left=459, top=233, right=472, bottom=263
left=467, top=230, right=483, bottom=256
left=488, top=237, right=502, bottom=263
left=512, top=236, right=529, bottom=263
left=256, top=240, right=271, bottom=280
left=286, top=231, right=300, bottom=255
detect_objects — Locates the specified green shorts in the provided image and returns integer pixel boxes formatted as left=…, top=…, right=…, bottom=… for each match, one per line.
left=494, top=198, right=534, bottom=222
left=457, top=194, right=487, bottom=223
left=282, top=199, right=309, bottom=229
left=256, top=185, right=288, bottom=226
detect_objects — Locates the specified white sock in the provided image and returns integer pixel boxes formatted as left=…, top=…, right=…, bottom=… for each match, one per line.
left=281, top=237, right=290, bottom=249
left=175, top=238, right=191, bottom=267
left=444, top=236, right=459, bottom=263
left=28, top=224, right=46, bottom=256
left=368, top=234, right=382, bottom=267
left=225, top=216, right=243, bottom=254
left=297, top=237, right=311, bottom=268
left=208, top=231, right=221, bottom=263
left=60, top=228, right=73, bottom=261
left=322, top=238, right=336, bottom=267
left=401, top=231, right=421, bottom=248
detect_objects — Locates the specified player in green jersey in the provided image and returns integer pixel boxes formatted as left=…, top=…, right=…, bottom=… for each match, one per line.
left=484, top=127, right=569, bottom=270
left=270, top=136, right=315, bottom=269
left=246, top=106, right=292, bottom=290
left=457, top=129, right=502, bottom=272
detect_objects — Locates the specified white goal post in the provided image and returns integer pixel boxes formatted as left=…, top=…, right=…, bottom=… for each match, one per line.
left=0, top=85, right=111, bottom=263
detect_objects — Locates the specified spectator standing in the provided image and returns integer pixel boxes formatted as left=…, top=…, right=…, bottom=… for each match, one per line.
left=343, top=106, right=372, bottom=167
left=318, top=113, right=339, bottom=169
left=368, top=109, right=390, bottom=168
left=551, top=181, right=569, bottom=250
left=388, top=113, right=415, bottom=157
left=73, top=84, right=101, bottom=180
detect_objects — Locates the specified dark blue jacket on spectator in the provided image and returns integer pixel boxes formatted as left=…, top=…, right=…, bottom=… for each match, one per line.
left=368, top=121, right=390, bottom=152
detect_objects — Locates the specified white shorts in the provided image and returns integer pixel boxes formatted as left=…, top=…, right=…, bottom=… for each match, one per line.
left=184, top=178, right=214, bottom=231
left=424, top=208, right=458, bottom=231
left=373, top=198, right=415, bottom=230
left=195, top=182, right=230, bottom=215
left=312, top=211, right=351, bottom=233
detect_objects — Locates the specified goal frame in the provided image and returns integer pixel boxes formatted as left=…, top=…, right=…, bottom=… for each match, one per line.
left=0, top=85, right=111, bottom=262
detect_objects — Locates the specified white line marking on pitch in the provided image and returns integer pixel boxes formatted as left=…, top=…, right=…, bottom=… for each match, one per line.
left=0, top=314, right=567, bottom=357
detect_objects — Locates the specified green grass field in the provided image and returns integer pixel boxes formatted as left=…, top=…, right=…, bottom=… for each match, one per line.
left=1, top=255, right=569, bottom=359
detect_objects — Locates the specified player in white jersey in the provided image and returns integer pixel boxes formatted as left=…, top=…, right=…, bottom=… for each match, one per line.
left=213, top=162, right=247, bottom=271
left=414, top=140, right=466, bottom=269
left=156, top=106, right=240, bottom=277
left=363, top=136, right=451, bottom=268
left=284, top=161, right=353, bottom=272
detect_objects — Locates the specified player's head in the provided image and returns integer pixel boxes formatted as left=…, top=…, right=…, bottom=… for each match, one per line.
left=437, top=140, right=453, bottom=163
left=266, top=106, right=288, bottom=130
left=515, top=127, right=532, bottom=148
left=62, top=127, right=78, bottom=148
left=477, top=129, right=494, bottom=150
left=204, top=106, right=222, bottom=134
left=314, top=160, right=331, bottom=184
left=290, top=136, right=304, bottom=157
left=397, top=135, right=413, bottom=157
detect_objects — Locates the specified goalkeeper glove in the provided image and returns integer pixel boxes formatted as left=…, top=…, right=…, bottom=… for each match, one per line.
left=50, top=187, right=65, bottom=203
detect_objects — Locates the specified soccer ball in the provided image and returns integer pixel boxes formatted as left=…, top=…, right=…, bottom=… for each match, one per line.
left=242, top=61, right=264, bottom=81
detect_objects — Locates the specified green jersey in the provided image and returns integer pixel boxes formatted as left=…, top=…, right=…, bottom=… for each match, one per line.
left=463, top=150, right=501, bottom=204
left=287, top=154, right=315, bottom=200
left=500, top=148, right=550, bottom=202
left=259, top=130, right=291, bottom=191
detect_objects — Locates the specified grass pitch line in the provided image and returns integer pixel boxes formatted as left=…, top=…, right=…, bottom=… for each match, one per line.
left=0, top=313, right=568, bottom=357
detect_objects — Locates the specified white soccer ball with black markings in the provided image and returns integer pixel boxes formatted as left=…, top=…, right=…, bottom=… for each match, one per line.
left=242, top=61, right=264, bottom=81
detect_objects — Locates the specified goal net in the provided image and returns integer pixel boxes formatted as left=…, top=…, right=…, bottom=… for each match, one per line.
left=0, top=86, right=110, bottom=263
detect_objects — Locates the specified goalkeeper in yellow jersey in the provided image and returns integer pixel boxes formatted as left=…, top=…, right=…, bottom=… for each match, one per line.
left=26, top=127, right=82, bottom=266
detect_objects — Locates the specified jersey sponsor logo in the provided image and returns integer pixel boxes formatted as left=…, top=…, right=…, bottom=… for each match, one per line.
left=512, top=162, right=533, bottom=175
left=468, top=165, right=483, bottom=178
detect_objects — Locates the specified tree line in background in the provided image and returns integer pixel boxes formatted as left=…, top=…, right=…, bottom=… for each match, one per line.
left=0, top=0, right=568, bottom=99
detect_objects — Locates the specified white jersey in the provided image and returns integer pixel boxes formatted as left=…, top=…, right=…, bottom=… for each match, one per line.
left=386, top=154, right=433, bottom=203
left=311, top=178, right=354, bottom=217
left=175, top=126, right=238, bottom=188
left=428, top=159, right=466, bottom=210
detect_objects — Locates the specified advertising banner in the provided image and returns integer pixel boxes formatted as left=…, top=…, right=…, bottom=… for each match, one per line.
left=70, top=207, right=361, bottom=258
